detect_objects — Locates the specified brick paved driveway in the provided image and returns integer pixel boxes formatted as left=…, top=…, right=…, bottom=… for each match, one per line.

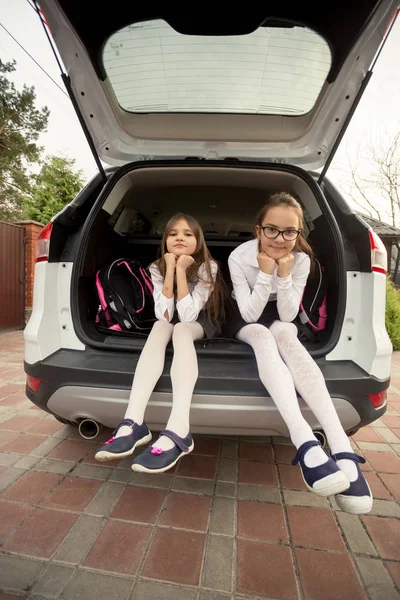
left=0, top=330, right=399, bottom=600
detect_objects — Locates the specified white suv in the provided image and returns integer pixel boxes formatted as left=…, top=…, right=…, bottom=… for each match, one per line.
left=24, top=2, right=396, bottom=441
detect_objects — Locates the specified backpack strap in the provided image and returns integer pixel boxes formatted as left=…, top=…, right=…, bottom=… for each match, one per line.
left=295, top=319, right=319, bottom=341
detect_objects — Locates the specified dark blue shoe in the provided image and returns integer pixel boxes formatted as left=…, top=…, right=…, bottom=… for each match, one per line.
left=332, top=452, right=373, bottom=514
left=292, top=440, right=350, bottom=497
left=131, top=429, right=194, bottom=473
left=95, top=419, right=152, bottom=462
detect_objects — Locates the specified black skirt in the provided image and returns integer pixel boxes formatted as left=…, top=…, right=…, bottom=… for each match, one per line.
left=223, top=298, right=280, bottom=339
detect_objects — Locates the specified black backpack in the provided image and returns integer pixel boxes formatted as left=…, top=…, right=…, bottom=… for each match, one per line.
left=95, top=258, right=156, bottom=333
left=295, top=257, right=328, bottom=341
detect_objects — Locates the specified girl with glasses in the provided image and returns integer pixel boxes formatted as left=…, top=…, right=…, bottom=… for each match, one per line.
left=226, top=192, right=372, bottom=514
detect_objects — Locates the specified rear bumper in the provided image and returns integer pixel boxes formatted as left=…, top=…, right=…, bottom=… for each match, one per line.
left=24, top=347, right=389, bottom=435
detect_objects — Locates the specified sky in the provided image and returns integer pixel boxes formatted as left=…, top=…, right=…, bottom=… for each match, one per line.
left=0, top=0, right=399, bottom=223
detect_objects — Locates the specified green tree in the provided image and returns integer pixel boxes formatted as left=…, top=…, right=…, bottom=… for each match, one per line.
left=25, top=154, right=85, bottom=224
left=0, top=58, right=49, bottom=220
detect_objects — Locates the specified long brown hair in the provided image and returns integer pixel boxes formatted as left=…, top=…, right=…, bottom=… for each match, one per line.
left=152, top=213, right=225, bottom=324
left=255, top=192, right=314, bottom=271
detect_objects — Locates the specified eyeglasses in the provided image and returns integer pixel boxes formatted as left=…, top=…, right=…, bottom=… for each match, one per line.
left=260, top=226, right=301, bottom=241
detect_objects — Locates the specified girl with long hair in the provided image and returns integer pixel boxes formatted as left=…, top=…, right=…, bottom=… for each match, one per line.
left=95, top=213, right=224, bottom=473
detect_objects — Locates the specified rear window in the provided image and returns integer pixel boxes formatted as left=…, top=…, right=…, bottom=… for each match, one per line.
left=103, top=19, right=332, bottom=116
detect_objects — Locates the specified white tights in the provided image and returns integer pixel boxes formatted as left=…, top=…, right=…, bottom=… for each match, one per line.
left=117, top=320, right=204, bottom=450
left=237, top=322, right=357, bottom=478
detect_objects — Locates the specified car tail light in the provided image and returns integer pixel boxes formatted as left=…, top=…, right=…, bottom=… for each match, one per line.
left=369, top=230, right=387, bottom=274
left=368, top=391, right=387, bottom=409
left=27, top=375, right=42, bottom=392
left=35, top=222, right=53, bottom=263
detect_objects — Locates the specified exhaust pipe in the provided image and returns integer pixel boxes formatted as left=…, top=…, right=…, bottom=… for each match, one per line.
left=314, top=430, right=327, bottom=448
left=78, top=418, right=102, bottom=440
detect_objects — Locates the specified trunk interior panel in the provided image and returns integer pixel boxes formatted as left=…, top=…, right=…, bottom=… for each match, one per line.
left=70, top=162, right=347, bottom=358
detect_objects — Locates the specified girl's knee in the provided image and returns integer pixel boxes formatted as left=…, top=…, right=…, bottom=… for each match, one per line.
left=150, top=320, right=174, bottom=339
left=269, top=320, right=298, bottom=341
left=172, top=321, right=204, bottom=343
left=173, top=321, right=189, bottom=334
left=238, top=323, right=274, bottom=344
left=153, top=320, right=173, bottom=333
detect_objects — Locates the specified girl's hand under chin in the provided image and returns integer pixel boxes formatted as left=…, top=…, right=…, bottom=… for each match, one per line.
left=276, top=253, right=294, bottom=278
left=164, top=253, right=177, bottom=271
left=257, top=252, right=276, bottom=275
left=176, top=254, right=195, bottom=271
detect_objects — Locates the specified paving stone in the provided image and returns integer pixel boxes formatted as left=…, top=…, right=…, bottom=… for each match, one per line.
left=29, top=437, right=63, bottom=458
left=70, top=463, right=112, bottom=480
left=108, top=469, right=132, bottom=483
left=2, top=471, right=61, bottom=505
left=392, top=444, right=400, bottom=455
left=385, top=562, right=400, bottom=590
left=46, top=439, right=92, bottom=462
left=202, top=535, right=234, bottom=592
left=296, top=548, right=366, bottom=600
left=0, top=453, right=20, bottom=467
left=378, top=428, right=400, bottom=444
left=31, top=564, right=75, bottom=598
left=63, top=570, right=132, bottom=600
left=84, top=481, right=125, bottom=516
left=33, top=458, right=75, bottom=475
left=220, top=439, right=238, bottom=459
left=357, top=442, right=395, bottom=453
left=355, top=557, right=400, bottom=600
left=4, top=507, right=77, bottom=558
left=142, top=528, right=206, bottom=586
left=237, top=540, right=297, bottom=599
left=0, top=467, right=24, bottom=492
left=379, top=473, right=400, bottom=500
left=362, top=451, right=400, bottom=474
left=287, top=505, right=345, bottom=551
left=199, top=592, right=232, bottom=600
left=129, top=472, right=171, bottom=489
left=83, top=520, right=150, bottom=576
left=159, top=492, right=211, bottom=531
left=53, top=426, right=73, bottom=439
left=0, top=554, right=47, bottom=593
left=111, top=486, right=165, bottom=524
left=283, top=489, right=330, bottom=509
left=209, top=497, right=235, bottom=536
left=352, top=427, right=385, bottom=443
left=130, top=581, right=197, bottom=600
left=237, top=483, right=281, bottom=503
left=364, top=472, right=392, bottom=500
left=53, top=515, right=104, bottom=564
left=176, top=454, right=218, bottom=479
left=0, top=501, right=33, bottom=544
left=362, top=516, right=400, bottom=560
left=238, top=460, right=277, bottom=486
left=336, top=513, right=377, bottom=556
left=171, top=476, right=214, bottom=495
left=13, top=455, right=40, bottom=470
left=238, top=500, right=288, bottom=543
left=217, top=458, right=237, bottom=482
left=369, top=499, right=400, bottom=518
left=193, top=436, right=221, bottom=456
left=41, top=477, right=102, bottom=512
left=215, top=482, right=236, bottom=498
left=239, top=441, right=273, bottom=462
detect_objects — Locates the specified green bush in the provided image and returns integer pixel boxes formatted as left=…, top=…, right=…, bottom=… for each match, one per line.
left=386, top=277, right=400, bottom=350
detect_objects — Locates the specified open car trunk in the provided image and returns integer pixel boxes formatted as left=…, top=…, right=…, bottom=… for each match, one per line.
left=71, top=161, right=346, bottom=358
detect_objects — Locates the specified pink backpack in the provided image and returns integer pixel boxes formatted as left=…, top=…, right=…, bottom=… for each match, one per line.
left=95, top=258, right=156, bottom=333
